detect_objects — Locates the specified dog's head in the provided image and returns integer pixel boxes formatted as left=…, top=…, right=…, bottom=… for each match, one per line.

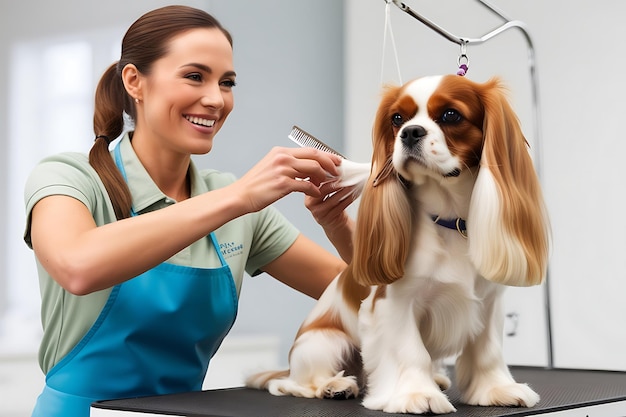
left=351, top=75, right=550, bottom=287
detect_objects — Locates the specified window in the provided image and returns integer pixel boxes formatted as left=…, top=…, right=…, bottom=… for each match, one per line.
left=0, top=30, right=120, bottom=355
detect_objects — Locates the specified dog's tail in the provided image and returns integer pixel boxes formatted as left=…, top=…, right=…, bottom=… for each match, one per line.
left=245, top=369, right=290, bottom=390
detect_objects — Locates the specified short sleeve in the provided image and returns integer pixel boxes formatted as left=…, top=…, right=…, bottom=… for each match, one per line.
left=23, top=153, right=110, bottom=248
left=244, top=206, right=299, bottom=276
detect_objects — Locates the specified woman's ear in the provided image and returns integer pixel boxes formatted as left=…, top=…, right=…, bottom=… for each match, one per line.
left=121, top=63, right=143, bottom=102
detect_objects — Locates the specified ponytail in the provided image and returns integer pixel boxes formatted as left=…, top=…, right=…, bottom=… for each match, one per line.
left=90, top=63, right=133, bottom=220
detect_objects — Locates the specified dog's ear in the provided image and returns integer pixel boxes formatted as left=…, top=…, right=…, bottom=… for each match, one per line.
left=351, top=167, right=413, bottom=286
left=467, top=78, right=550, bottom=286
left=350, top=85, right=414, bottom=286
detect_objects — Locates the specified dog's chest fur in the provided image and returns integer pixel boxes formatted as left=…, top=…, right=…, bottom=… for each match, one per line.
left=372, top=181, right=489, bottom=360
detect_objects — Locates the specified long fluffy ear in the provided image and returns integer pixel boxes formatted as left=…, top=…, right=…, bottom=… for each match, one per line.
left=467, top=78, right=550, bottom=287
left=350, top=85, right=414, bottom=286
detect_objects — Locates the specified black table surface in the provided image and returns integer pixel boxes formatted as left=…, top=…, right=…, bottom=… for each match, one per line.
left=92, top=367, right=626, bottom=416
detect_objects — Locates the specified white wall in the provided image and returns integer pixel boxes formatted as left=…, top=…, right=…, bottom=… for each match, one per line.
left=344, top=0, right=626, bottom=371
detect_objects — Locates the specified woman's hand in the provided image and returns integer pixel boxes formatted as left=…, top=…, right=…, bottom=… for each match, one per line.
left=230, top=147, right=342, bottom=213
left=305, top=181, right=356, bottom=231
left=305, top=181, right=358, bottom=263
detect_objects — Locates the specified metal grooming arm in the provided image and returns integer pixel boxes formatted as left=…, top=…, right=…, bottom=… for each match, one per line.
left=385, top=0, right=552, bottom=368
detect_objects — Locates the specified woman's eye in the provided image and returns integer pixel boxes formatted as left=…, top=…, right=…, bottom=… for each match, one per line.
left=441, top=109, right=462, bottom=124
left=185, top=73, right=203, bottom=82
left=220, top=79, right=237, bottom=89
left=391, top=113, right=404, bottom=127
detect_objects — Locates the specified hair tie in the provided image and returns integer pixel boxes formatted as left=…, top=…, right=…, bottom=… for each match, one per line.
left=95, top=135, right=111, bottom=144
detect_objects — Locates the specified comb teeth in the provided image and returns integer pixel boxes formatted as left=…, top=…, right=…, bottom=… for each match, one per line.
left=288, top=125, right=345, bottom=158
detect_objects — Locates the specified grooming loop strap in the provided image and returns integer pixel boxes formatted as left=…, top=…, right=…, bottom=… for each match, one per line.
left=457, top=41, right=470, bottom=76
left=381, top=0, right=403, bottom=84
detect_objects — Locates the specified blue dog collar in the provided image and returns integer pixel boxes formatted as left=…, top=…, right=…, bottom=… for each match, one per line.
left=431, top=215, right=467, bottom=238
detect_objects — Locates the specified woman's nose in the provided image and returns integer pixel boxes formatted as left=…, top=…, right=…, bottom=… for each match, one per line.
left=200, top=83, right=224, bottom=109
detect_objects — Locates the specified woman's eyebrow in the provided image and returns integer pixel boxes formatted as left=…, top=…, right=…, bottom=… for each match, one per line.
left=182, top=63, right=236, bottom=78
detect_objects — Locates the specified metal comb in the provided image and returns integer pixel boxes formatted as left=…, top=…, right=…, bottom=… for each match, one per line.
left=288, top=125, right=345, bottom=158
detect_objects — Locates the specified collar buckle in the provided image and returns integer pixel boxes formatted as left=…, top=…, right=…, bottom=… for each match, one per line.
left=431, top=215, right=468, bottom=239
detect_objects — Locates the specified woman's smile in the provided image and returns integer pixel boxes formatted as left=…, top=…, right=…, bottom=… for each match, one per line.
left=184, top=114, right=217, bottom=128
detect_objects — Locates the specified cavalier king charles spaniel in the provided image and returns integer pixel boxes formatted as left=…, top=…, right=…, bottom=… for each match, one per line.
left=246, top=75, right=551, bottom=414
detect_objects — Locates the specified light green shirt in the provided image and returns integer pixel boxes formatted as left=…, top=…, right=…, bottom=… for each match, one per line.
left=24, top=133, right=299, bottom=373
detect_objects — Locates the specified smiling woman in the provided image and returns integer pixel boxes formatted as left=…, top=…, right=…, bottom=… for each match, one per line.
left=121, top=27, right=237, bottom=189
left=22, top=5, right=356, bottom=417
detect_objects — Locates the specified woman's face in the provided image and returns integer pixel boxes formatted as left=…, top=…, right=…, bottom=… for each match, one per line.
left=136, top=27, right=236, bottom=155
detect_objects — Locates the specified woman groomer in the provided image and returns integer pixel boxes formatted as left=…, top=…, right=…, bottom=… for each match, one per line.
left=24, top=6, right=356, bottom=416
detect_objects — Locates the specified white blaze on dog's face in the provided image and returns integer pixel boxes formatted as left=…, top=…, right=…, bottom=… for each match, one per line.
left=389, top=75, right=485, bottom=183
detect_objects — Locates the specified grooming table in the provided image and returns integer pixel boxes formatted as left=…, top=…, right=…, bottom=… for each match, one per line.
left=91, top=367, right=626, bottom=416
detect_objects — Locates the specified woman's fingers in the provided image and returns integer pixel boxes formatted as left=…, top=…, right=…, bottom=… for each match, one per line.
left=234, top=147, right=343, bottom=212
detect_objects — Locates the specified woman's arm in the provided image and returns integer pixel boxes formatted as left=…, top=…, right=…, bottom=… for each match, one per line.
left=31, top=186, right=244, bottom=295
left=260, top=234, right=345, bottom=299
left=30, top=147, right=342, bottom=295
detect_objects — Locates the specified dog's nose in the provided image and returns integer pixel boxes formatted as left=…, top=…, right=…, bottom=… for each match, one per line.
left=400, top=125, right=427, bottom=147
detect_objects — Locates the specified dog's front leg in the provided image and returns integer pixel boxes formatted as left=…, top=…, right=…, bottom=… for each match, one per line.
left=455, top=285, right=540, bottom=408
left=358, top=290, right=456, bottom=414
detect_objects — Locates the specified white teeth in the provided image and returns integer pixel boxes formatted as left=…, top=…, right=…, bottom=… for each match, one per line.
left=185, top=115, right=215, bottom=127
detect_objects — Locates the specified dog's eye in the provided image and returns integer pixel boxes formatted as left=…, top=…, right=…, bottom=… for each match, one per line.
left=391, top=113, right=404, bottom=127
left=441, top=109, right=462, bottom=124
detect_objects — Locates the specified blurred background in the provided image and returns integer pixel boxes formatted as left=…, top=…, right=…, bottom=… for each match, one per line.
left=1, top=1, right=624, bottom=415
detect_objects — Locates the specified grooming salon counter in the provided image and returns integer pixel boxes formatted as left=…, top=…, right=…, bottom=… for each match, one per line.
left=91, top=367, right=626, bottom=416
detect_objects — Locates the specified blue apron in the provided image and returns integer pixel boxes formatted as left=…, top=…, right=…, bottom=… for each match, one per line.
left=31, top=143, right=238, bottom=417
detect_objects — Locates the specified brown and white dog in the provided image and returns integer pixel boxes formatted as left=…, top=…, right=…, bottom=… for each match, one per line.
left=246, top=75, right=550, bottom=414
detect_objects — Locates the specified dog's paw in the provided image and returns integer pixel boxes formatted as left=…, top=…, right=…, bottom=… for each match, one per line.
left=434, top=372, right=452, bottom=391
left=315, top=371, right=359, bottom=400
left=464, top=382, right=540, bottom=408
left=266, top=379, right=316, bottom=398
left=364, top=390, right=456, bottom=415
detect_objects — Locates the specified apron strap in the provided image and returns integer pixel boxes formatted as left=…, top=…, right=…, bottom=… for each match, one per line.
left=210, top=233, right=228, bottom=267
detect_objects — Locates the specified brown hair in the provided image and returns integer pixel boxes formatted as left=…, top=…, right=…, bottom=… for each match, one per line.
left=91, top=5, right=232, bottom=219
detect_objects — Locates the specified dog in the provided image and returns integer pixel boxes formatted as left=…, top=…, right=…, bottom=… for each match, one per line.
left=246, top=74, right=551, bottom=414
